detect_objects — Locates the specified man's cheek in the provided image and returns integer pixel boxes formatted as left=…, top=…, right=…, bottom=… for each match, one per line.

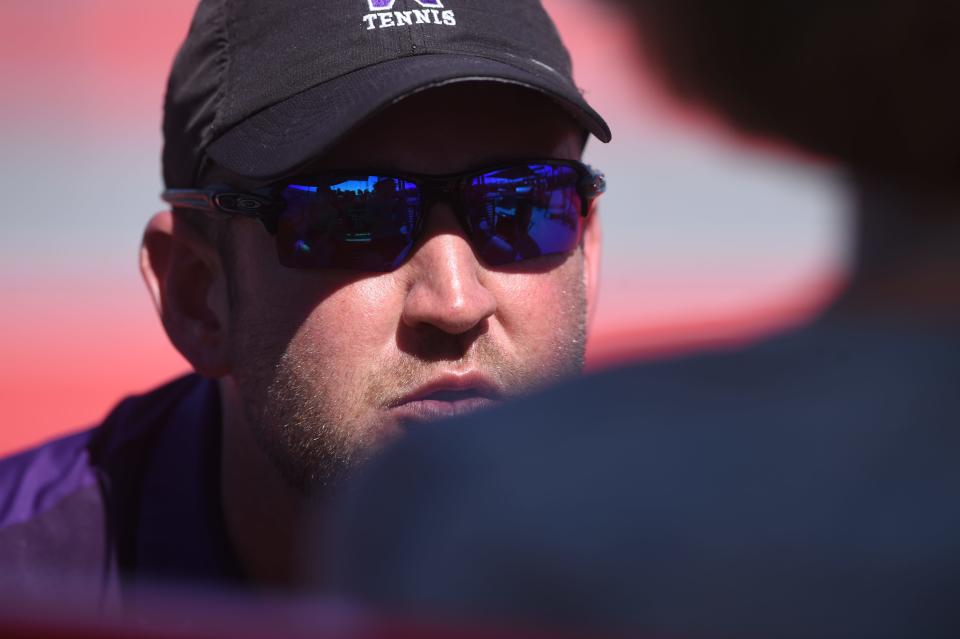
left=503, top=299, right=578, bottom=369
left=288, top=307, right=388, bottom=391
left=509, top=266, right=582, bottom=324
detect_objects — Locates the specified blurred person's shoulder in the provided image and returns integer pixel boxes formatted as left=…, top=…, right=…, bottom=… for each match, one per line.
left=329, top=317, right=960, bottom=634
left=337, top=314, right=960, bottom=534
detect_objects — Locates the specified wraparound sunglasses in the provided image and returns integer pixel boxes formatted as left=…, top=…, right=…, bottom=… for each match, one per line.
left=162, top=160, right=606, bottom=272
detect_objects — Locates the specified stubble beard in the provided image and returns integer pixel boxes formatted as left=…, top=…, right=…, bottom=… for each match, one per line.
left=229, top=272, right=587, bottom=496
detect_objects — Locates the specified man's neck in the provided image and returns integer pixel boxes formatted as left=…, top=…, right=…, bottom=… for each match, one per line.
left=217, top=378, right=315, bottom=589
left=834, top=176, right=960, bottom=324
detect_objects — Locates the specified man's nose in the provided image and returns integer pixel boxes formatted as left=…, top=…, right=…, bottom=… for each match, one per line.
left=401, top=204, right=498, bottom=335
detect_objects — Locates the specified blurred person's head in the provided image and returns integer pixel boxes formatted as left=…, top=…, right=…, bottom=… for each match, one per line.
left=140, top=0, right=609, bottom=497
left=616, top=1, right=960, bottom=322
left=618, top=2, right=960, bottom=190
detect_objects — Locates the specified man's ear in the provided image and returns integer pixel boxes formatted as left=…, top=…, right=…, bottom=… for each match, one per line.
left=140, top=210, right=232, bottom=377
left=582, top=205, right=602, bottom=331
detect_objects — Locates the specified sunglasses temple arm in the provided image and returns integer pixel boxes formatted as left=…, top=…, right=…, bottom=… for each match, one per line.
left=161, top=189, right=284, bottom=236
left=161, top=189, right=219, bottom=213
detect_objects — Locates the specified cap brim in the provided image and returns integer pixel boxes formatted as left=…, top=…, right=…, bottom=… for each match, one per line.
left=206, top=53, right=611, bottom=181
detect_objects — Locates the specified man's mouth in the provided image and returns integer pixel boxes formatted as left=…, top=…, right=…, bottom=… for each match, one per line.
left=389, top=374, right=503, bottom=425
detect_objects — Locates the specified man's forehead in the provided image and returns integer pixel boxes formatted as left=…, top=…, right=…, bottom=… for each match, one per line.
left=299, top=83, right=585, bottom=175
left=203, top=83, right=584, bottom=187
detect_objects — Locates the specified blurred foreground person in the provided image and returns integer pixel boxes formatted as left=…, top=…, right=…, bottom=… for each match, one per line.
left=0, top=0, right=609, bottom=611
left=326, top=3, right=960, bottom=637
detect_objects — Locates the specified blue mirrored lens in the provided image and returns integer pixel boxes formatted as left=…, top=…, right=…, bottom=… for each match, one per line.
left=277, top=177, right=420, bottom=271
left=464, top=164, right=583, bottom=265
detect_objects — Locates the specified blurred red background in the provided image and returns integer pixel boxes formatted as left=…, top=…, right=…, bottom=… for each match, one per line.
left=0, top=0, right=848, bottom=455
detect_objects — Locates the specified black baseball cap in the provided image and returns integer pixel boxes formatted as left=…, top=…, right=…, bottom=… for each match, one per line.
left=162, top=0, right=612, bottom=188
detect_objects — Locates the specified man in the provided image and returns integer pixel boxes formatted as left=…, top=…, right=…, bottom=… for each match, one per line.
left=325, top=3, right=960, bottom=638
left=0, top=0, right=609, bottom=608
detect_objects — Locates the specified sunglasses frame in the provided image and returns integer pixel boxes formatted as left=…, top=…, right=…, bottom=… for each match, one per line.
left=162, top=160, right=606, bottom=237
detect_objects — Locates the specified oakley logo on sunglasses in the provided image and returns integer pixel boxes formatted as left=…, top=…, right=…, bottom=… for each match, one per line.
left=363, top=0, right=456, bottom=30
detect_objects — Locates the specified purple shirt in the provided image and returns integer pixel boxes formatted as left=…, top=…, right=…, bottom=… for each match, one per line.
left=0, top=374, right=242, bottom=610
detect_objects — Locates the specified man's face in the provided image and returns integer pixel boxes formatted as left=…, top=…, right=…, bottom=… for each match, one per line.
left=218, top=84, right=596, bottom=491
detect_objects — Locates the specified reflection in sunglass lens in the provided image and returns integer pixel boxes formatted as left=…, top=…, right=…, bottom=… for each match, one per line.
left=277, top=177, right=420, bottom=271
left=270, top=164, right=588, bottom=272
left=463, top=164, right=583, bottom=266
